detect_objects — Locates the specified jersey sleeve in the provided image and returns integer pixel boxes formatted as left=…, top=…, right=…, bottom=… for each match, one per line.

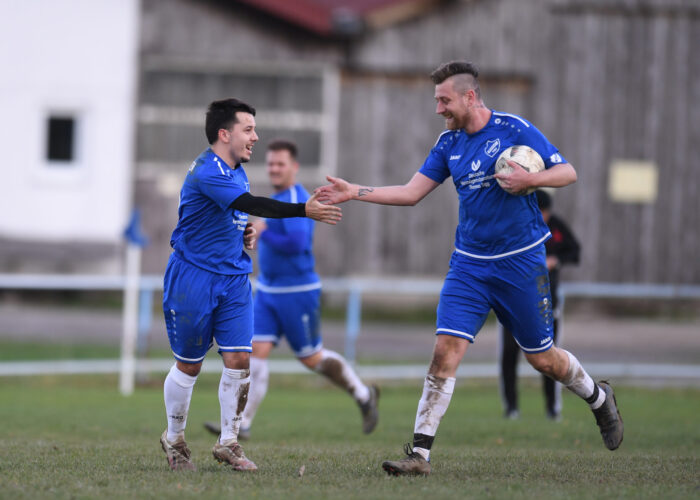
left=418, top=131, right=452, bottom=183
left=197, top=167, right=248, bottom=211
left=517, top=124, right=568, bottom=169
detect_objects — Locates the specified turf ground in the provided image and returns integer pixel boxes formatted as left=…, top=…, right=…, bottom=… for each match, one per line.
left=0, top=373, right=698, bottom=499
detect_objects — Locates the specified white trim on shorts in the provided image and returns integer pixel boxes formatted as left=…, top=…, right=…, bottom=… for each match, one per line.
left=217, top=345, right=253, bottom=352
left=436, top=328, right=475, bottom=342
left=172, top=351, right=206, bottom=363
left=454, top=232, right=551, bottom=260
left=296, top=343, right=323, bottom=359
left=255, top=281, right=321, bottom=294
left=515, top=337, right=553, bottom=353
left=252, top=334, right=279, bottom=344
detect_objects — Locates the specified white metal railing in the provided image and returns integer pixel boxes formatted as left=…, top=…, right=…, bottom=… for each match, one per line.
left=1, top=273, right=699, bottom=386
left=2, top=274, right=699, bottom=358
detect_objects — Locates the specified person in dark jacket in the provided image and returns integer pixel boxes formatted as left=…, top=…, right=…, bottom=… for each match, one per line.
left=500, top=189, right=581, bottom=420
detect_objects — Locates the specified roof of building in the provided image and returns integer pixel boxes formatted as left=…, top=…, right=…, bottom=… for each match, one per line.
left=234, top=0, right=450, bottom=36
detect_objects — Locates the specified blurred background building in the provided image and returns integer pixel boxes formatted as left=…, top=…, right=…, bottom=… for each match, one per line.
left=1, top=0, right=698, bottom=284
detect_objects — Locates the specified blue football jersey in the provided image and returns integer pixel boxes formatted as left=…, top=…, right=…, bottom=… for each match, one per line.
left=419, top=111, right=567, bottom=259
left=256, top=184, right=319, bottom=288
left=170, top=148, right=252, bottom=275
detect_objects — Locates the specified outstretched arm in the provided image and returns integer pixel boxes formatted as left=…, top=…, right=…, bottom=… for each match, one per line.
left=231, top=192, right=342, bottom=225
left=315, top=172, right=440, bottom=206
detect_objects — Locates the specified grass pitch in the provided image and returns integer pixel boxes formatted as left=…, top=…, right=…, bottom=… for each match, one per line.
left=0, top=373, right=698, bottom=499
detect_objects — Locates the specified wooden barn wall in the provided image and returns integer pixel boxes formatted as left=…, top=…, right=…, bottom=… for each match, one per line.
left=135, top=0, right=699, bottom=284
left=321, top=72, right=534, bottom=276
left=539, top=2, right=700, bottom=284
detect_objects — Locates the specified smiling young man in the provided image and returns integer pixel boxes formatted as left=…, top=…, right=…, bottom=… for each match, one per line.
left=159, top=98, right=341, bottom=472
left=317, top=61, right=623, bottom=476
left=204, top=139, right=379, bottom=441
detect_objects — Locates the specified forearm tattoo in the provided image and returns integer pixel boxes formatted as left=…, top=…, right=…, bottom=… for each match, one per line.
left=358, top=187, right=374, bottom=197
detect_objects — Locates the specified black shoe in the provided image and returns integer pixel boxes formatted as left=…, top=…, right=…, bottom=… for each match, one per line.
left=359, top=385, right=380, bottom=434
left=504, top=408, right=520, bottom=420
left=592, top=381, right=624, bottom=450
left=382, top=443, right=431, bottom=476
left=546, top=409, right=561, bottom=421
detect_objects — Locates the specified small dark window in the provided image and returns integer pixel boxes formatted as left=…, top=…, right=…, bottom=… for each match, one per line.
left=47, top=116, right=75, bottom=162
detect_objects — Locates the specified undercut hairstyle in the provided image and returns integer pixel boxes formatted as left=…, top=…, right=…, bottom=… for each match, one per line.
left=205, top=98, right=256, bottom=144
left=430, top=61, right=481, bottom=98
left=267, top=139, right=298, bottom=159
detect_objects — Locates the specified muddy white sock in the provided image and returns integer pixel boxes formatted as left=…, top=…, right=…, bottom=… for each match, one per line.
left=561, top=350, right=605, bottom=409
left=314, top=349, right=370, bottom=403
left=219, top=367, right=250, bottom=444
left=164, top=364, right=197, bottom=442
left=241, top=357, right=269, bottom=429
left=413, top=374, right=456, bottom=460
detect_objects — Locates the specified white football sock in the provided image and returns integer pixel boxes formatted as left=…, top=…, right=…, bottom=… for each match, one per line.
left=413, top=374, right=456, bottom=460
left=219, top=367, right=250, bottom=444
left=241, top=357, right=269, bottom=429
left=164, top=364, right=197, bottom=442
left=314, top=349, right=370, bottom=403
left=561, top=350, right=606, bottom=409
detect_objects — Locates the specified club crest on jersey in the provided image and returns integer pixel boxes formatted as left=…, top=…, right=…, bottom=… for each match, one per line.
left=471, top=160, right=481, bottom=171
left=484, top=139, right=500, bottom=157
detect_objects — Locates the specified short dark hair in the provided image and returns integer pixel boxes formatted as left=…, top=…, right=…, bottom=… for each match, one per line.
left=205, top=98, right=256, bottom=144
left=535, top=189, right=552, bottom=210
left=430, top=61, right=481, bottom=97
left=430, top=61, right=479, bottom=84
left=267, top=139, right=298, bottom=159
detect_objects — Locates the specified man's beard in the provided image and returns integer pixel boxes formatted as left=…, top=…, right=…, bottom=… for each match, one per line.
left=445, top=117, right=461, bottom=130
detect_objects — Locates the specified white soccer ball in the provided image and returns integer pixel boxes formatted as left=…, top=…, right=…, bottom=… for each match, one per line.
left=495, top=145, right=545, bottom=195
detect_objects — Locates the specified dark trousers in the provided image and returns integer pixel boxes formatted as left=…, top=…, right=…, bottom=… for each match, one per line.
left=499, top=318, right=561, bottom=417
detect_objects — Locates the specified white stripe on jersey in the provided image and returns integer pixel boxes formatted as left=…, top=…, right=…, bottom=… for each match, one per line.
left=290, top=186, right=298, bottom=203
left=492, top=111, right=530, bottom=128
left=433, top=129, right=453, bottom=147
left=215, top=158, right=226, bottom=176
left=455, top=232, right=551, bottom=260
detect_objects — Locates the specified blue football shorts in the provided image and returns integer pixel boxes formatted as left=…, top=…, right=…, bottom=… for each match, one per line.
left=162, top=253, right=253, bottom=363
left=252, top=288, right=322, bottom=358
left=436, top=244, right=554, bottom=353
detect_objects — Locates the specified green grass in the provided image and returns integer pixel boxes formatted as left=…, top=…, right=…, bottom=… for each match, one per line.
left=0, top=375, right=697, bottom=499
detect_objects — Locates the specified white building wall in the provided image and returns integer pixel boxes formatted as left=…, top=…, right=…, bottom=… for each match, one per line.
left=0, top=0, right=140, bottom=242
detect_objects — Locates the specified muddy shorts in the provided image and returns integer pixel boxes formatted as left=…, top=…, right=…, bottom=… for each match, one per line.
left=436, top=244, right=554, bottom=353
left=162, top=253, right=253, bottom=363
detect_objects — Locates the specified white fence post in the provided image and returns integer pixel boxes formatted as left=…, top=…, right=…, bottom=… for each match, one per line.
left=119, top=244, right=141, bottom=396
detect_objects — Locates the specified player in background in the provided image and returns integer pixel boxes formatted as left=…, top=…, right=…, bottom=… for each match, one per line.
left=500, top=189, right=581, bottom=420
left=317, top=61, right=623, bottom=476
left=160, top=98, right=341, bottom=472
left=204, top=139, right=379, bottom=440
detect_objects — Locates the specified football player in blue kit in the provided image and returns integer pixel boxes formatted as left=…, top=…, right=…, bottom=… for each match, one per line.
left=203, top=139, right=379, bottom=440
left=317, top=61, right=623, bottom=476
left=159, top=98, right=342, bottom=472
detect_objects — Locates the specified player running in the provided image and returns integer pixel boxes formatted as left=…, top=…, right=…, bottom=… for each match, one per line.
left=317, top=61, right=623, bottom=476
